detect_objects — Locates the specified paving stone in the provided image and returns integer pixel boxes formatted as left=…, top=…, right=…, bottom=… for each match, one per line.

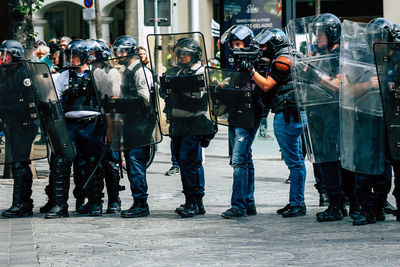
left=0, top=133, right=399, bottom=266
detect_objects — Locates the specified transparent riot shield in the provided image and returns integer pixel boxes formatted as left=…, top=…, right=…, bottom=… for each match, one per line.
left=205, top=67, right=255, bottom=129
left=90, top=55, right=162, bottom=151
left=0, top=62, right=47, bottom=164
left=286, top=15, right=340, bottom=163
left=374, top=42, right=400, bottom=160
left=147, top=32, right=216, bottom=136
left=339, top=20, right=385, bottom=175
left=25, top=62, right=75, bottom=159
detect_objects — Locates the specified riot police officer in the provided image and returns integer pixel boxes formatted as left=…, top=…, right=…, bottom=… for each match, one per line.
left=355, top=17, right=398, bottom=224
left=110, top=36, right=153, bottom=218
left=220, top=25, right=263, bottom=219
left=246, top=28, right=307, bottom=217
left=341, top=18, right=394, bottom=225
left=0, top=40, right=40, bottom=218
left=74, top=39, right=122, bottom=214
left=306, top=13, right=348, bottom=222
left=45, top=39, right=106, bottom=218
left=161, top=37, right=214, bottom=218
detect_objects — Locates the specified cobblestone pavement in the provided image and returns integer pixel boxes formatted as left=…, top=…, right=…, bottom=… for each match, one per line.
left=0, top=135, right=399, bottom=266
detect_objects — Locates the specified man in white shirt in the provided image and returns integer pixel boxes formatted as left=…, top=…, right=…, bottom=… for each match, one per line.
left=45, top=39, right=106, bottom=218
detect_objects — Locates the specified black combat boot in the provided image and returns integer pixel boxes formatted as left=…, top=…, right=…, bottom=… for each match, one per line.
left=374, top=199, right=386, bottom=222
left=175, top=204, right=185, bottom=215
left=87, top=179, right=104, bottom=216
left=316, top=195, right=343, bottom=222
left=175, top=195, right=188, bottom=215
left=45, top=179, right=69, bottom=218
left=106, top=198, right=121, bottom=214
left=75, top=197, right=89, bottom=214
left=180, top=197, right=198, bottom=218
left=353, top=206, right=376, bottom=226
left=246, top=204, right=257, bottom=216
left=396, top=199, right=400, bottom=221
left=104, top=160, right=121, bottom=214
left=45, top=158, right=70, bottom=219
left=2, top=165, right=33, bottom=218
left=319, top=193, right=330, bottom=207
left=195, top=196, right=206, bottom=215
left=349, top=200, right=361, bottom=220
left=282, top=203, right=306, bottom=217
left=120, top=199, right=150, bottom=218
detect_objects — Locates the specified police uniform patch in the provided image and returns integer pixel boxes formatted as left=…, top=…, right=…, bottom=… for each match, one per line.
left=23, top=78, right=31, bottom=87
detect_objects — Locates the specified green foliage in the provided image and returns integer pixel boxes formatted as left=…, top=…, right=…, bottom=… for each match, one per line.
left=14, top=0, right=45, bottom=14
left=29, top=32, right=39, bottom=38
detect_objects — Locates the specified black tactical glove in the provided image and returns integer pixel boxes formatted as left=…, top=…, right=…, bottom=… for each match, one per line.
left=240, top=60, right=255, bottom=74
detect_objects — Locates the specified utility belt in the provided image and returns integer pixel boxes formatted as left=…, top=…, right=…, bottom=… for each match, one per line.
left=65, top=115, right=102, bottom=125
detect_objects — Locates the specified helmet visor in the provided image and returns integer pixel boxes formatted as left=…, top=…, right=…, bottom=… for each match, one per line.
left=255, top=30, right=274, bottom=45
left=221, top=25, right=235, bottom=44
left=113, top=46, right=133, bottom=57
left=222, top=25, right=253, bottom=45
left=65, top=49, right=87, bottom=66
left=174, top=46, right=195, bottom=57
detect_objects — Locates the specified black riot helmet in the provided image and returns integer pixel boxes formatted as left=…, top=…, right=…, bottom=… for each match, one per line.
left=173, top=37, right=202, bottom=66
left=366, top=17, right=396, bottom=43
left=255, top=28, right=288, bottom=59
left=0, top=40, right=25, bottom=62
left=312, top=13, right=341, bottom=48
left=96, top=40, right=111, bottom=60
left=65, top=39, right=90, bottom=66
left=112, top=35, right=137, bottom=57
left=393, top=23, right=400, bottom=42
left=86, top=39, right=111, bottom=62
left=221, top=25, right=254, bottom=48
left=393, top=23, right=400, bottom=34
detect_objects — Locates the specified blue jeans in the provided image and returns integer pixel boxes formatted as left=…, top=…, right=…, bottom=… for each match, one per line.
left=172, top=136, right=205, bottom=198
left=229, top=125, right=259, bottom=211
left=274, top=111, right=307, bottom=206
left=124, top=146, right=150, bottom=200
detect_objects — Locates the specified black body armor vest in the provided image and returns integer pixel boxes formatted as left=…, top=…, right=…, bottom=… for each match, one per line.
left=0, top=64, right=38, bottom=125
left=63, top=69, right=99, bottom=113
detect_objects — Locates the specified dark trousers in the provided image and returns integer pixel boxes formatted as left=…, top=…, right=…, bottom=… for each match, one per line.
left=171, top=135, right=204, bottom=198
left=51, top=120, right=105, bottom=205
left=313, top=163, right=328, bottom=194
left=124, top=146, right=150, bottom=200
left=355, top=160, right=392, bottom=208
left=314, top=161, right=342, bottom=197
left=341, top=167, right=356, bottom=204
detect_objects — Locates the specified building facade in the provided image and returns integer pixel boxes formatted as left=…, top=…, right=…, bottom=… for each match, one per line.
left=33, top=0, right=215, bottom=56
left=32, top=0, right=399, bottom=58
